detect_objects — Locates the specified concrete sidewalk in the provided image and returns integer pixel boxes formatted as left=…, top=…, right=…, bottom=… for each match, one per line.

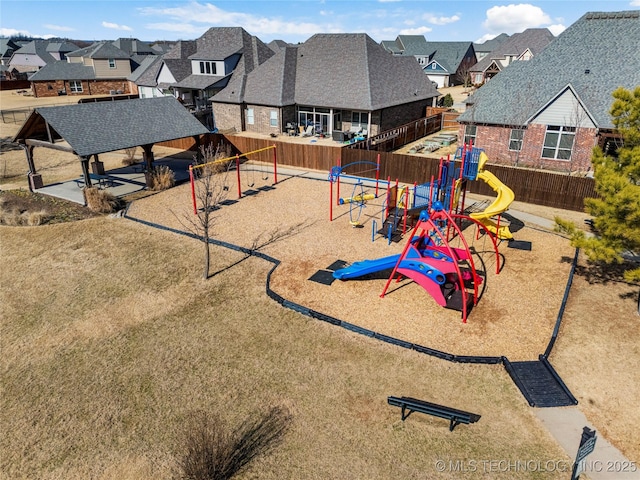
left=535, top=407, right=639, bottom=480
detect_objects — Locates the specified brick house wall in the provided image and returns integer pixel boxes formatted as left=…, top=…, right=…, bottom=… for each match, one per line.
left=212, top=103, right=243, bottom=132
left=244, top=105, right=282, bottom=135
left=32, top=79, right=131, bottom=97
left=457, top=123, right=596, bottom=173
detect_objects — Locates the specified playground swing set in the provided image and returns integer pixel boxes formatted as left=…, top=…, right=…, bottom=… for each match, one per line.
left=331, top=143, right=515, bottom=323
left=189, top=145, right=278, bottom=215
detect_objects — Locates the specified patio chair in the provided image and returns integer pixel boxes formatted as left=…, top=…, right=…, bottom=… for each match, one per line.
left=301, top=125, right=314, bottom=137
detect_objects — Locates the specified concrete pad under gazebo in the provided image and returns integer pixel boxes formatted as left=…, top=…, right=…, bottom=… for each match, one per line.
left=12, top=96, right=210, bottom=204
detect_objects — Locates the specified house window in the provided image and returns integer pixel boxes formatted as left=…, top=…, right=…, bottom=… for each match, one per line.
left=542, top=125, right=575, bottom=160
left=69, top=80, right=83, bottom=93
left=199, top=61, right=217, bottom=75
left=246, top=108, right=254, bottom=125
left=270, top=110, right=278, bottom=127
left=351, top=111, right=368, bottom=129
left=417, top=57, right=425, bottom=65
left=463, top=124, right=477, bottom=145
left=108, top=58, right=116, bottom=68
left=509, top=129, right=524, bottom=151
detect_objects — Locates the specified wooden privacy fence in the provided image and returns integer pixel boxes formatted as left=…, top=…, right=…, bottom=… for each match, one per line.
left=164, top=133, right=596, bottom=212
left=348, top=114, right=443, bottom=152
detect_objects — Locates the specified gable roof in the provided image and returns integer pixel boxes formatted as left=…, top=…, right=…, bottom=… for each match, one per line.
left=133, top=40, right=197, bottom=87
left=0, top=38, right=20, bottom=57
left=473, top=34, right=510, bottom=54
left=14, top=97, right=209, bottom=157
left=28, top=62, right=96, bottom=81
left=458, top=11, right=640, bottom=129
left=13, top=40, right=57, bottom=63
left=422, top=41, right=475, bottom=73
left=470, top=28, right=554, bottom=73
left=66, top=41, right=130, bottom=59
left=217, top=33, right=439, bottom=111
left=112, top=38, right=155, bottom=56
left=45, top=41, right=80, bottom=54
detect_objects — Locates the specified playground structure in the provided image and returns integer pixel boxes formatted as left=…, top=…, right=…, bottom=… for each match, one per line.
left=332, top=144, right=513, bottom=323
left=189, top=145, right=278, bottom=214
left=328, top=156, right=385, bottom=226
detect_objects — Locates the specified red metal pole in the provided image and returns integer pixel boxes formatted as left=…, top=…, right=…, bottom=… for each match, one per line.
left=272, top=145, right=278, bottom=184
left=189, top=165, right=197, bottom=215
left=236, top=154, right=241, bottom=199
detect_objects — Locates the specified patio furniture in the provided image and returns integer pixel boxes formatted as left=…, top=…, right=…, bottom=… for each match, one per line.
left=301, top=125, right=315, bottom=137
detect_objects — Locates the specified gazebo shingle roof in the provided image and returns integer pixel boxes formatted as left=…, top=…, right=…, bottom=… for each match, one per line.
left=14, top=97, right=209, bottom=157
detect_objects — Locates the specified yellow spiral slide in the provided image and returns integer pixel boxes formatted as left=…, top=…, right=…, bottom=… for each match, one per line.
left=469, top=152, right=515, bottom=240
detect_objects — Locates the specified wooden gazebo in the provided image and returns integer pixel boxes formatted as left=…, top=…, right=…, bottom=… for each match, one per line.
left=13, top=96, right=210, bottom=190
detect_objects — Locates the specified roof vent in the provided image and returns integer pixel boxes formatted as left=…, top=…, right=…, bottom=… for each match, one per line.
left=585, top=69, right=590, bottom=74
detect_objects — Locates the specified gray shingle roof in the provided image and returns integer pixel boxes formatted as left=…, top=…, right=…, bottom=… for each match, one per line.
left=13, top=40, right=57, bottom=63
left=45, top=41, right=80, bottom=54
left=20, top=97, right=209, bottom=156
left=112, top=38, right=155, bottom=56
left=423, top=41, right=475, bottom=73
left=470, top=28, right=554, bottom=73
left=473, top=34, right=510, bottom=54
left=458, top=11, right=640, bottom=129
left=128, top=55, right=162, bottom=83
left=28, top=62, right=96, bottom=81
left=66, top=41, right=130, bottom=59
left=222, top=33, right=438, bottom=111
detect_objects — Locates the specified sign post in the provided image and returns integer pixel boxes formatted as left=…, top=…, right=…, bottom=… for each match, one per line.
left=571, top=426, right=597, bottom=480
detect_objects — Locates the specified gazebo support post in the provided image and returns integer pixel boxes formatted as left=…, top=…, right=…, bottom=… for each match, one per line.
left=142, top=144, right=155, bottom=188
left=23, top=145, right=43, bottom=191
left=80, top=156, right=92, bottom=188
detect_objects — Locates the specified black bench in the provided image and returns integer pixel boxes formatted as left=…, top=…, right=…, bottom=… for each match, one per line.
left=387, top=396, right=480, bottom=431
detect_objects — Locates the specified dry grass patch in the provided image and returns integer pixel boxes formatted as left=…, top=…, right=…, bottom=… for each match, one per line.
left=84, top=186, right=122, bottom=213
left=1, top=217, right=570, bottom=479
left=549, top=256, right=640, bottom=462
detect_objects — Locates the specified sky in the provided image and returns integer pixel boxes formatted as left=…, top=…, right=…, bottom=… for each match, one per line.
left=1, top=0, right=639, bottom=45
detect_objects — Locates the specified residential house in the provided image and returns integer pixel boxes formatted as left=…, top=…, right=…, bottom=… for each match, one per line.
left=212, top=33, right=440, bottom=136
left=0, top=38, right=20, bottom=80
left=381, top=35, right=477, bottom=87
left=8, top=39, right=78, bottom=79
left=134, top=40, right=198, bottom=99
left=469, top=28, right=554, bottom=85
left=457, top=11, right=640, bottom=174
left=28, top=39, right=152, bottom=97
left=473, top=33, right=509, bottom=61
left=133, top=27, right=274, bottom=127
left=1, top=38, right=20, bottom=66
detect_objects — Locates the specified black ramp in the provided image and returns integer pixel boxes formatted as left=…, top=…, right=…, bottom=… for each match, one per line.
left=503, top=357, right=578, bottom=407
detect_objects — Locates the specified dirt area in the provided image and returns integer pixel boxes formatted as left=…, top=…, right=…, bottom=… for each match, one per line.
left=126, top=172, right=580, bottom=360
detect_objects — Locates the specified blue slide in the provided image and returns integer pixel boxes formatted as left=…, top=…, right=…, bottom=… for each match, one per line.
left=333, top=254, right=401, bottom=280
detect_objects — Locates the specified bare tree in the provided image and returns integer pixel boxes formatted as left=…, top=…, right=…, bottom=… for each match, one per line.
left=177, top=142, right=233, bottom=279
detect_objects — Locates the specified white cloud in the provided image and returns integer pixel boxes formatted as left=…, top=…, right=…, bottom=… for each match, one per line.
left=422, top=14, right=460, bottom=26
left=102, top=21, right=133, bottom=32
left=139, top=1, right=325, bottom=40
left=475, top=33, right=499, bottom=44
left=43, top=24, right=75, bottom=32
left=399, top=26, right=433, bottom=36
left=0, top=28, right=29, bottom=37
left=631, top=0, right=640, bottom=6
left=482, top=4, right=552, bottom=34
left=547, top=24, right=566, bottom=36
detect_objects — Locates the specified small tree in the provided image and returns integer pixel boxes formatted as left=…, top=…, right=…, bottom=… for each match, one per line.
left=177, top=142, right=232, bottom=279
left=556, top=86, right=640, bottom=285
